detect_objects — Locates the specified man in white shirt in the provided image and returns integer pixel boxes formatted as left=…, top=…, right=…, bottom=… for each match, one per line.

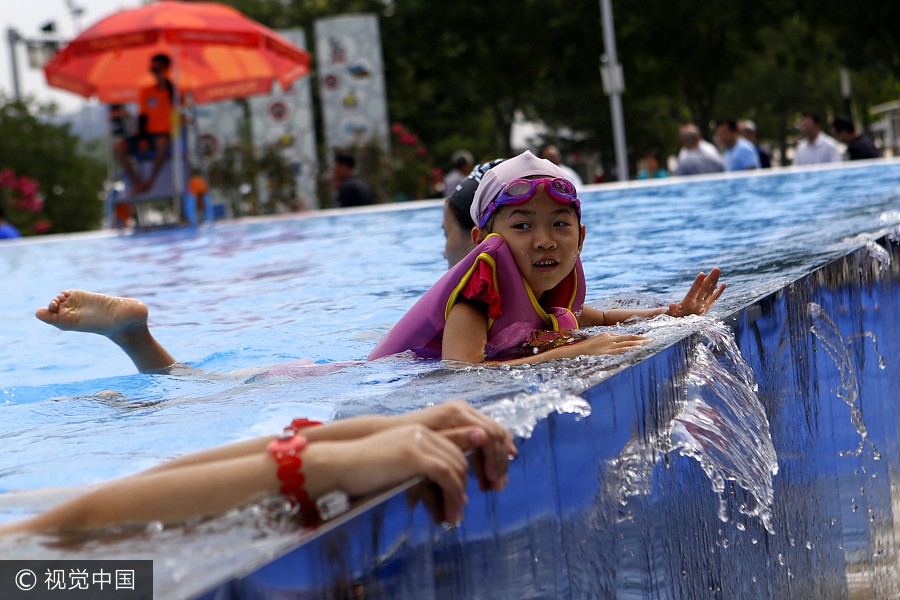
left=794, top=112, right=842, bottom=165
left=674, top=124, right=725, bottom=176
left=677, top=123, right=723, bottom=164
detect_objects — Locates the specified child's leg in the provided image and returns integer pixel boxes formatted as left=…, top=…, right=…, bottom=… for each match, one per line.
left=35, top=290, right=177, bottom=373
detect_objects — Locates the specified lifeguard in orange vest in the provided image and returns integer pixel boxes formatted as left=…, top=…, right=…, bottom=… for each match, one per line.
left=115, top=54, right=174, bottom=195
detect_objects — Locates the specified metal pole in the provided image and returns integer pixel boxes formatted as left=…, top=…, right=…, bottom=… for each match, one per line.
left=839, top=67, right=853, bottom=122
left=7, top=28, right=21, bottom=100
left=171, top=46, right=183, bottom=223
left=599, top=0, right=629, bottom=181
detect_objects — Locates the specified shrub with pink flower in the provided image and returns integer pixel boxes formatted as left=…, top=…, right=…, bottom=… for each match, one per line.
left=390, top=124, right=442, bottom=200
left=0, top=168, right=51, bottom=236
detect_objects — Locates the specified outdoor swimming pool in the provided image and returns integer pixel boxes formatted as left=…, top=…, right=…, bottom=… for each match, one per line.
left=1, top=160, right=899, bottom=598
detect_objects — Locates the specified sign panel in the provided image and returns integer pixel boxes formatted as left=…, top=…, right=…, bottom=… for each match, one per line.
left=314, top=14, right=390, bottom=155
left=249, top=29, right=320, bottom=209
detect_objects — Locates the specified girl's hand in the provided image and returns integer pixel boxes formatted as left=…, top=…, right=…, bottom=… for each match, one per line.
left=668, top=268, right=725, bottom=317
left=397, top=401, right=516, bottom=492
left=576, top=332, right=648, bottom=356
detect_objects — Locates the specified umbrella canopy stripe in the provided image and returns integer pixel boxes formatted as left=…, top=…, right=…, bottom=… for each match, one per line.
left=44, top=0, right=311, bottom=105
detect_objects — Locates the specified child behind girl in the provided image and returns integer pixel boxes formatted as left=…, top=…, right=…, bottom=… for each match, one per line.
left=369, top=150, right=724, bottom=364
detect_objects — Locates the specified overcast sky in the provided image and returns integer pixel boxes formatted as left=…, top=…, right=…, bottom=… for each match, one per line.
left=1, top=0, right=142, bottom=114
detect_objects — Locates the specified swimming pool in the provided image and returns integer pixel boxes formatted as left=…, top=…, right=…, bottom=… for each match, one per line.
left=1, top=160, right=899, bottom=598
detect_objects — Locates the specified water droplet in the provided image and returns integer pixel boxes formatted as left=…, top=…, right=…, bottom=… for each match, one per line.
left=735, top=523, right=746, bottom=531
left=146, top=520, right=164, bottom=533
left=777, top=553, right=785, bottom=565
left=752, top=538, right=758, bottom=545
left=805, top=541, right=813, bottom=550
left=852, top=504, right=858, bottom=512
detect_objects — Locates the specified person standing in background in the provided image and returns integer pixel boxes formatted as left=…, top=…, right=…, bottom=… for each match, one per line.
left=716, top=119, right=761, bottom=171
left=738, top=120, right=771, bottom=168
left=794, top=112, right=842, bottom=165
left=332, top=153, right=374, bottom=207
left=539, top=144, right=584, bottom=188
left=677, top=123, right=723, bottom=165
left=674, top=124, right=725, bottom=176
left=636, top=150, right=669, bottom=179
left=443, top=150, right=474, bottom=197
left=831, top=118, right=880, bottom=160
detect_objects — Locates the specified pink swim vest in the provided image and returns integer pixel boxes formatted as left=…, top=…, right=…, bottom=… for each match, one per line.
left=368, top=233, right=586, bottom=360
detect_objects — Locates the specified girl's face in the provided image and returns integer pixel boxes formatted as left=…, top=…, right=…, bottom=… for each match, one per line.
left=476, top=190, right=584, bottom=294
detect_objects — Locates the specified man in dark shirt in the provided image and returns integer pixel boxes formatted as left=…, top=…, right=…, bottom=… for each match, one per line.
left=332, top=153, right=374, bottom=207
left=832, top=118, right=880, bottom=160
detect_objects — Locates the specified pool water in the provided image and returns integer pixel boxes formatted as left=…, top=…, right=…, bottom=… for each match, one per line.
left=1, top=161, right=899, bottom=597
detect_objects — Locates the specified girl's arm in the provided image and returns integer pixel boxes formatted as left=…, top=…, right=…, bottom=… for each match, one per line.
left=443, top=301, right=647, bottom=367
left=578, top=268, right=725, bottom=327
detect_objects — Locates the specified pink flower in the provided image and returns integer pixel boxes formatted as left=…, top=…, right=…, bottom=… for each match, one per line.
left=417, top=145, right=427, bottom=158
left=16, top=197, right=44, bottom=213
left=391, top=123, right=403, bottom=135
left=16, top=177, right=40, bottom=198
left=432, top=167, right=443, bottom=181
left=34, top=220, right=51, bottom=234
left=399, top=132, right=415, bottom=146
left=409, top=134, right=419, bottom=145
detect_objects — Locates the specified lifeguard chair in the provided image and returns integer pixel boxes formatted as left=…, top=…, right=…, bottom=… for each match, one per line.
left=104, top=104, right=213, bottom=229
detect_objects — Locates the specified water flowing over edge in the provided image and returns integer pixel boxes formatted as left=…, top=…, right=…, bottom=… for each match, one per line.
left=613, top=320, right=780, bottom=533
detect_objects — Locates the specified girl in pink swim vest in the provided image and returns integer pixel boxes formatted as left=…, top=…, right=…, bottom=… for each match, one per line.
left=369, top=150, right=724, bottom=364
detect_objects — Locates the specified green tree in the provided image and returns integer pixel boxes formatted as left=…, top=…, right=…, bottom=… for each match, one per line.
left=0, top=98, right=105, bottom=234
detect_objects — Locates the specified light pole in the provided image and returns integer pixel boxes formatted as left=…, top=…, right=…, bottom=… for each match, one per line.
left=7, top=28, right=21, bottom=100
left=599, top=0, right=629, bottom=181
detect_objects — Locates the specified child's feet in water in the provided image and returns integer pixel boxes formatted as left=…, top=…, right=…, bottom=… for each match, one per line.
left=36, top=290, right=149, bottom=340
left=35, top=290, right=176, bottom=372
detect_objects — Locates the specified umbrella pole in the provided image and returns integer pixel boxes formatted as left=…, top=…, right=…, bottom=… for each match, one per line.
left=171, top=45, right=184, bottom=225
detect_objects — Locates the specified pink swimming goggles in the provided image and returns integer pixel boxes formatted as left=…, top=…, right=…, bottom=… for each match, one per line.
left=478, top=177, right=580, bottom=228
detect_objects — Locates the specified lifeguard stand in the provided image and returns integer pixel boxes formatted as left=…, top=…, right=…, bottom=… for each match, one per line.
left=104, top=105, right=213, bottom=229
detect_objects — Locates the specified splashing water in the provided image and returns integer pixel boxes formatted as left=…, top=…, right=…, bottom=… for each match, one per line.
left=865, top=241, right=892, bottom=271
left=806, top=302, right=880, bottom=459
left=614, top=320, right=779, bottom=533
left=480, top=387, right=591, bottom=439
left=671, top=322, right=779, bottom=532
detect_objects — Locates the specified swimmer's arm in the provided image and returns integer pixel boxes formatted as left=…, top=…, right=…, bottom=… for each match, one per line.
left=442, top=300, right=490, bottom=363
left=442, top=301, right=646, bottom=366
left=140, top=401, right=514, bottom=492
left=579, top=306, right=667, bottom=327
left=3, top=425, right=500, bottom=534
left=578, top=268, right=725, bottom=325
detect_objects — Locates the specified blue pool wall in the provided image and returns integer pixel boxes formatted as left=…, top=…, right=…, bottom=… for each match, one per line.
left=191, top=233, right=900, bottom=599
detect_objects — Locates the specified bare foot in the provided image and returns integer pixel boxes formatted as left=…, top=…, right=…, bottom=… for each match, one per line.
left=36, top=290, right=176, bottom=373
left=36, top=290, right=148, bottom=340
